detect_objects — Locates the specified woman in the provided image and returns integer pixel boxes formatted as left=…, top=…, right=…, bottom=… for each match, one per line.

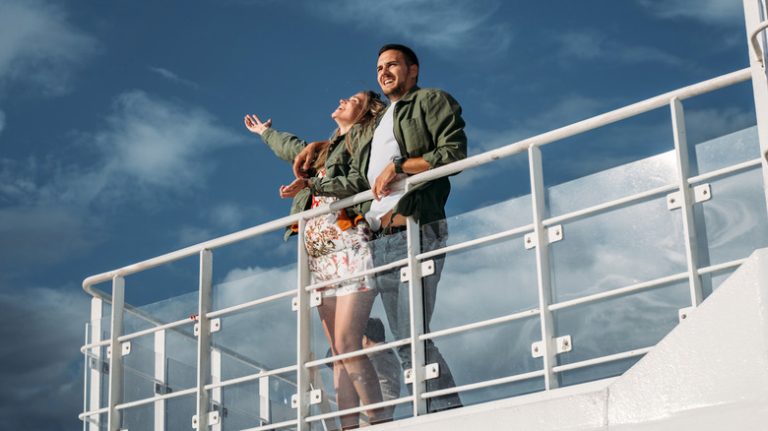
left=244, top=91, right=388, bottom=429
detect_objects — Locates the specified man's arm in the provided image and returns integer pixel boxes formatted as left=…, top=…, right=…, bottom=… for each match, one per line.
left=420, top=90, right=467, bottom=168
left=373, top=90, right=467, bottom=199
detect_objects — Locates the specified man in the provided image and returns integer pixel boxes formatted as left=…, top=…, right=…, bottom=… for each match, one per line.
left=302, top=43, right=467, bottom=412
left=363, top=317, right=401, bottom=419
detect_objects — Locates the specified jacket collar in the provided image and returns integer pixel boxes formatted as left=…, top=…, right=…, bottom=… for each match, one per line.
left=393, top=85, right=420, bottom=104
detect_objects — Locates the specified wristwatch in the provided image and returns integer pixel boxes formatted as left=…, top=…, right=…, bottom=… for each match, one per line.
left=393, top=156, right=406, bottom=174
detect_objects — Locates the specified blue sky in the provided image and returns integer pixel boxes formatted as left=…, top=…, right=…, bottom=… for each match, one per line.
left=0, top=0, right=755, bottom=429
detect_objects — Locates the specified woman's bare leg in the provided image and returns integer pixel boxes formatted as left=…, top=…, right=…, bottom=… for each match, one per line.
left=334, top=289, right=385, bottom=424
left=318, top=298, right=359, bottom=429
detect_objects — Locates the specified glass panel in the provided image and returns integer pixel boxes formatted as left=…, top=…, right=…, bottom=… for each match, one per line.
left=216, top=372, right=297, bottom=430
left=460, top=379, right=545, bottom=408
left=698, top=169, right=768, bottom=266
left=430, top=234, right=538, bottom=332
left=212, top=296, right=296, bottom=379
left=695, top=126, right=760, bottom=175
left=446, top=151, right=532, bottom=227
left=550, top=197, right=687, bottom=303
left=166, top=394, right=196, bottom=431
left=123, top=254, right=200, bottom=323
left=548, top=151, right=677, bottom=217
left=554, top=280, right=690, bottom=368
left=558, top=356, right=643, bottom=387
left=130, top=290, right=199, bottom=333
left=213, top=262, right=297, bottom=311
left=123, top=335, right=159, bottom=403
left=121, top=403, right=153, bottom=430
left=166, top=356, right=196, bottom=393
left=306, top=346, right=412, bottom=429
left=430, top=317, right=542, bottom=404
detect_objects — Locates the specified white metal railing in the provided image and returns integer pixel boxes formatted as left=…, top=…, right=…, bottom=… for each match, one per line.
left=750, top=20, right=768, bottom=65
left=80, top=37, right=768, bottom=431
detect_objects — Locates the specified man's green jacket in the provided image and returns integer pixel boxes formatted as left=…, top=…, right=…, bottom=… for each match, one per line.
left=309, top=86, right=467, bottom=226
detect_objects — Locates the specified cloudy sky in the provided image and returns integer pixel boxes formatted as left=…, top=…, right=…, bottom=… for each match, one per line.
left=0, top=0, right=758, bottom=429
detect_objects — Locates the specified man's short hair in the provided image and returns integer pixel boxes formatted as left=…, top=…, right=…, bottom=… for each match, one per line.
left=378, top=43, right=419, bottom=67
left=364, top=317, right=386, bottom=343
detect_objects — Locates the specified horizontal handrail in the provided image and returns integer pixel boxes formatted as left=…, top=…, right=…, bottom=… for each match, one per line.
left=406, top=68, right=751, bottom=187
left=552, top=347, right=653, bottom=373
left=422, top=370, right=545, bottom=400
left=304, top=338, right=410, bottom=369
left=81, top=68, right=751, bottom=301
left=240, top=419, right=299, bottom=431
left=305, top=396, right=414, bottom=423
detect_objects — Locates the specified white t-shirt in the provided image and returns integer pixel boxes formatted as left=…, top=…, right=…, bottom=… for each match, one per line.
left=366, top=102, right=406, bottom=231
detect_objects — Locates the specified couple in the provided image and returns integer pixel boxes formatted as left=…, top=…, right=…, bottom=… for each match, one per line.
left=245, top=44, right=467, bottom=429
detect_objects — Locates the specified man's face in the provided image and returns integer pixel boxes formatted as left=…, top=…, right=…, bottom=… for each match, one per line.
left=377, top=49, right=417, bottom=100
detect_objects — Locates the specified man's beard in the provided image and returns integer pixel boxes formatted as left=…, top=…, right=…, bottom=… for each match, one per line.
left=383, top=82, right=408, bottom=100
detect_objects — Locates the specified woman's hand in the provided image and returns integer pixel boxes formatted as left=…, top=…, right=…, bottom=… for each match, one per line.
left=244, top=114, right=272, bottom=135
left=279, top=178, right=308, bottom=198
left=292, top=141, right=325, bottom=178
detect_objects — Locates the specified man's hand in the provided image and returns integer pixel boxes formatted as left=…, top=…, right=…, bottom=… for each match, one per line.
left=372, top=162, right=397, bottom=200
left=279, top=178, right=308, bottom=198
left=292, top=141, right=325, bottom=178
left=244, top=114, right=272, bottom=135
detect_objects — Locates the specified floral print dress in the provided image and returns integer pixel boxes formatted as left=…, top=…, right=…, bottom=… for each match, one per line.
left=304, top=171, right=375, bottom=297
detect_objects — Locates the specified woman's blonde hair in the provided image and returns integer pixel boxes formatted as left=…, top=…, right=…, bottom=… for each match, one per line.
left=314, top=91, right=386, bottom=170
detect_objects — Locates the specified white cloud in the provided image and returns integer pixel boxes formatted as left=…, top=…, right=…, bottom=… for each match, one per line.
left=148, top=66, right=199, bottom=89
left=211, top=203, right=247, bottom=230
left=0, top=0, right=97, bottom=94
left=98, top=91, right=242, bottom=190
left=19, top=90, right=248, bottom=206
left=311, top=0, right=512, bottom=55
left=557, top=31, right=686, bottom=68
left=638, top=0, right=744, bottom=26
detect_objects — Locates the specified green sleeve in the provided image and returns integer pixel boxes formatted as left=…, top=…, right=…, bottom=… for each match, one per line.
left=420, top=91, right=468, bottom=169
left=259, top=128, right=307, bottom=162
left=308, top=142, right=370, bottom=198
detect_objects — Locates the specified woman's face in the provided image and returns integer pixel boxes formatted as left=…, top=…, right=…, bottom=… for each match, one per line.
left=331, top=92, right=366, bottom=126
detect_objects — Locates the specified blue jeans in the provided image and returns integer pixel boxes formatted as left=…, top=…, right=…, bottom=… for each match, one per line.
left=370, top=220, right=462, bottom=412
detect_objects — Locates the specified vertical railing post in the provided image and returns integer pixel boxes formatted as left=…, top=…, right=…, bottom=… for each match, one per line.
left=744, top=0, right=768, bottom=214
left=259, top=376, right=271, bottom=425
left=406, top=215, right=428, bottom=416
left=154, top=329, right=166, bottom=431
left=295, top=218, right=312, bottom=430
left=89, top=297, right=103, bottom=431
left=528, top=145, right=559, bottom=390
left=107, top=276, right=126, bottom=431
left=195, top=250, right=214, bottom=430
left=211, top=348, right=222, bottom=431
left=670, top=98, right=704, bottom=307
